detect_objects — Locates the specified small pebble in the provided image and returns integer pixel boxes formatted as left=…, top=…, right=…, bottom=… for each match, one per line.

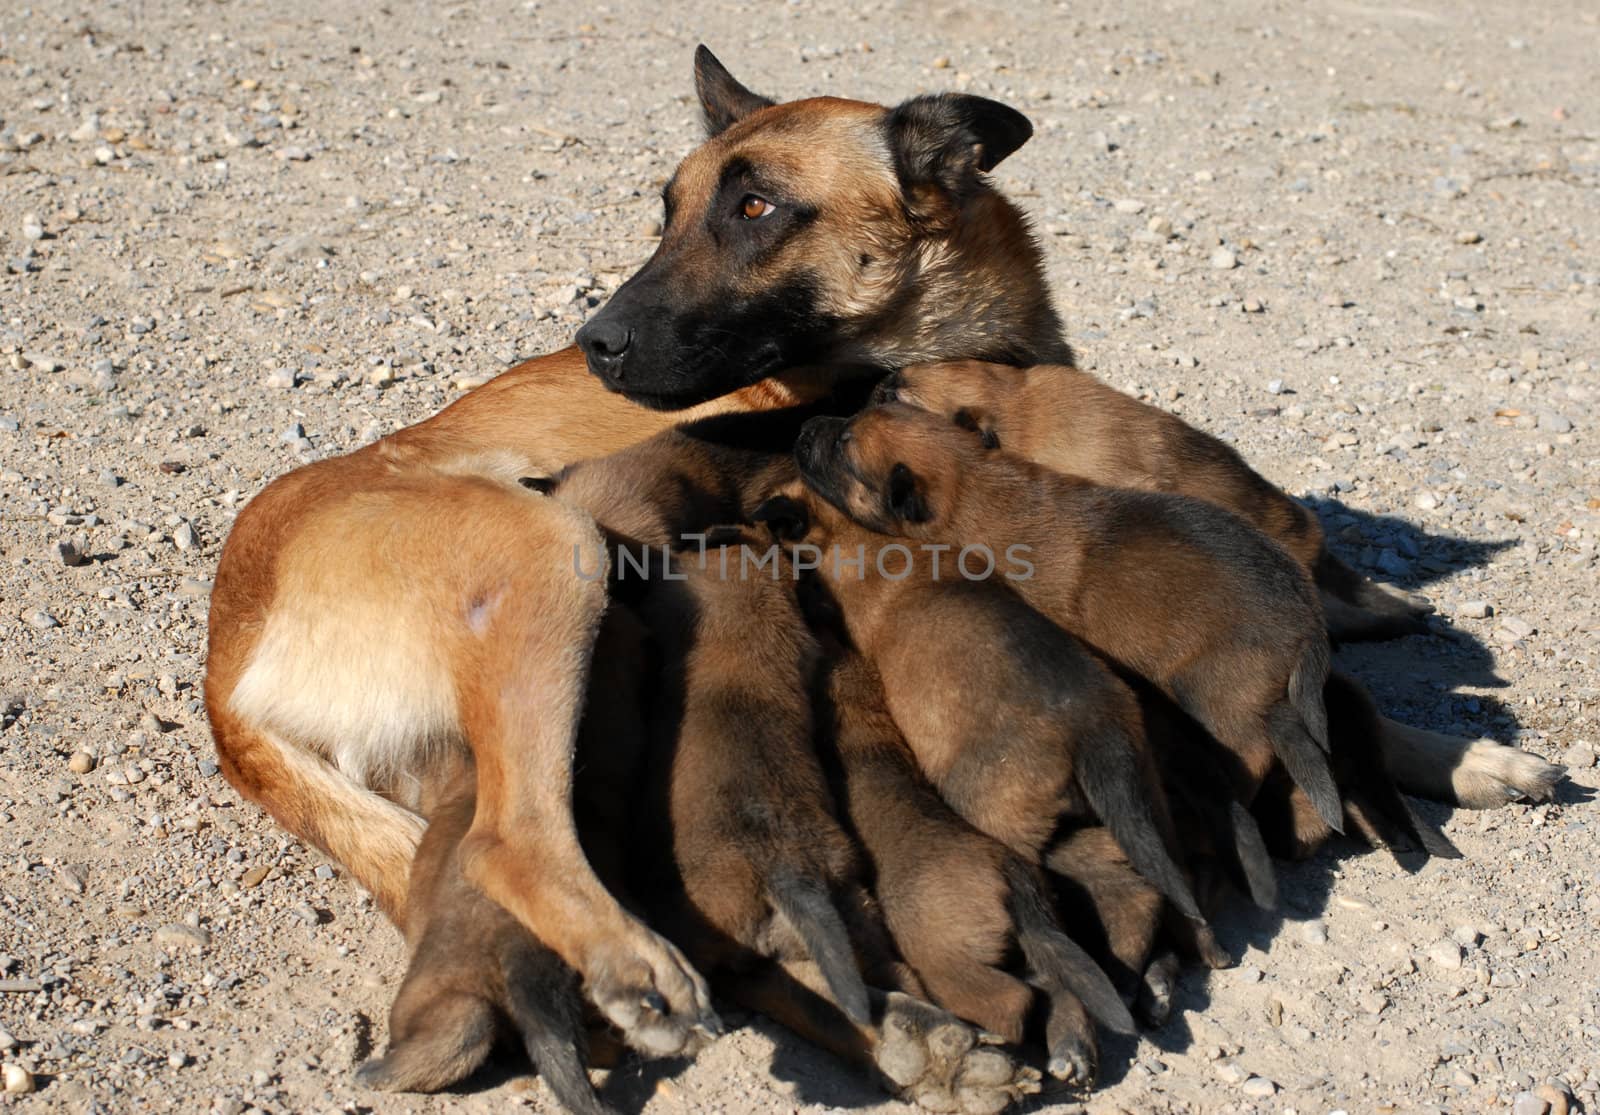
left=1210, top=246, right=1239, bottom=270
left=1300, top=920, right=1328, bottom=945
left=1512, top=1091, right=1550, bottom=1115
left=1114, top=198, right=1146, bottom=215
left=55, top=539, right=90, bottom=567
left=1240, top=1076, right=1277, bottom=1098
left=68, top=751, right=96, bottom=774
left=1452, top=925, right=1483, bottom=947
left=1427, top=940, right=1463, bottom=970
left=1560, top=743, right=1594, bottom=770
left=2, top=1063, right=34, bottom=1094
left=22, top=608, right=60, bottom=631
left=153, top=923, right=212, bottom=950
left=1459, top=600, right=1492, bottom=619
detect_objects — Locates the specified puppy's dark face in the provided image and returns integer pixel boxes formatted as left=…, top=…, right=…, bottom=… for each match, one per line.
left=794, top=404, right=983, bottom=537
left=575, top=48, right=1033, bottom=410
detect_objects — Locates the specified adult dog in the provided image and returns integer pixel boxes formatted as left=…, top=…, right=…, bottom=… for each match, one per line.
left=204, top=46, right=1560, bottom=1056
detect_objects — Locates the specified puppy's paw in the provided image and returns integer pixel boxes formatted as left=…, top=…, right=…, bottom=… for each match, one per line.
left=1452, top=739, right=1565, bottom=809
left=583, top=925, right=720, bottom=1057
left=1134, top=950, right=1181, bottom=1030
left=875, top=992, right=1041, bottom=1114
left=1045, top=1033, right=1097, bottom=1088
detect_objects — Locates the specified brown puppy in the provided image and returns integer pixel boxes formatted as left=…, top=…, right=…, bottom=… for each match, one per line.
left=355, top=752, right=614, bottom=1114
left=879, top=359, right=1429, bottom=642
left=751, top=489, right=1203, bottom=928
left=812, top=640, right=1135, bottom=1084
left=793, top=403, right=1344, bottom=834
left=629, top=538, right=870, bottom=1024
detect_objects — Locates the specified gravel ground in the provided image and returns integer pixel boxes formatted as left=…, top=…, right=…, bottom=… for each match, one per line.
left=1, top=1, right=1596, bottom=1113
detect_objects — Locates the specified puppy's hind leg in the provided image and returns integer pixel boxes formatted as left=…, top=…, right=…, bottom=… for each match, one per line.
left=1314, top=550, right=1433, bottom=643
left=357, top=987, right=496, bottom=1094
left=1073, top=721, right=1202, bottom=922
left=1377, top=715, right=1565, bottom=809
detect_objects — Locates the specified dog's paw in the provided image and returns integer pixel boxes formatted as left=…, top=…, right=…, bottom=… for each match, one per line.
left=1045, top=1031, right=1097, bottom=1088
left=1452, top=739, right=1565, bottom=809
left=583, top=925, right=720, bottom=1057
left=874, top=992, right=1041, bottom=1115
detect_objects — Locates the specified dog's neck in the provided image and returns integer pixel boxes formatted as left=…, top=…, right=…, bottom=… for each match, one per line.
left=868, top=190, right=1071, bottom=371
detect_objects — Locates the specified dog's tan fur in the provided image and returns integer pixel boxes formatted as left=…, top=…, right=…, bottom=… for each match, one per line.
left=204, top=51, right=1072, bottom=1056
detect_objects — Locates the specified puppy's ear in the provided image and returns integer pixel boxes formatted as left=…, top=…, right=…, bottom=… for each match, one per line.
left=887, top=463, right=930, bottom=524
left=886, top=93, right=1032, bottom=217
left=952, top=407, right=1001, bottom=450
left=694, top=46, right=775, bottom=136
left=751, top=494, right=810, bottom=541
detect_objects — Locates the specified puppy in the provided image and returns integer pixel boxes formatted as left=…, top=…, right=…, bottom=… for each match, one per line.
left=628, top=536, right=871, bottom=1025
left=355, top=752, right=614, bottom=1115
left=752, top=488, right=1204, bottom=930
left=879, top=359, right=1431, bottom=642
left=793, top=403, right=1345, bottom=835
left=812, top=637, right=1134, bottom=1083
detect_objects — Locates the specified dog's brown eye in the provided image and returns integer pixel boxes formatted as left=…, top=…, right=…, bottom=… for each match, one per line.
left=740, top=195, right=776, bottom=220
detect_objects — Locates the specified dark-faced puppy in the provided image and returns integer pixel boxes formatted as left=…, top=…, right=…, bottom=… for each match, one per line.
left=812, top=640, right=1134, bottom=1084
left=794, top=403, right=1345, bottom=837
left=629, top=536, right=870, bottom=1025
left=754, top=489, right=1203, bottom=934
left=356, top=751, right=614, bottom=1115
left=880, top=359, right=1431, bottom=642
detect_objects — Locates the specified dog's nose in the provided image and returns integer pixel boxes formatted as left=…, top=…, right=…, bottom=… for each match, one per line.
left=576, top=318, right=633, bottom=380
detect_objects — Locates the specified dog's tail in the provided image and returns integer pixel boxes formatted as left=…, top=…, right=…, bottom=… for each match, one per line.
left=768, top=870, right=871, bottom=1025
left=1003, top=858, right=1135, bottom=1036
left=1075, top=723, right=1204, bottom=923
left=1267, top=638, right=1344, bottom=832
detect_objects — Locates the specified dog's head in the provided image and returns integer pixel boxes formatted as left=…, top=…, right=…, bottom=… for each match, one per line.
left=872, top=360, right=1020, bottom=447
left=792, top=402, right=988, bottom=537
left=576, top=46, right=1038, bottom=410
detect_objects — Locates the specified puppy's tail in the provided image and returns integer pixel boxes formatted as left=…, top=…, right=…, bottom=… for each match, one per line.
left=1226, top=798, right=1279, bottom=909
left=768, top=870, right=871, bottom=1025
left=1269, top=638, right=1344, bottom=832
left=1003, top=858, right=1135, bottom=1035
left=1075, top=724, right=1203, bottom=923
left=505, top=975, right=617, bottom=1115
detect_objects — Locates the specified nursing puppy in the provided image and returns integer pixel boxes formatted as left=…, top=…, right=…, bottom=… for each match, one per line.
left=878, top=359, right=1430, bottom=643
left=812, top=640, right=1134, bottom=1084
left=794, top=403, right=1344, bottom=834
left=355, top=753, right=614, bottom=1114
left=751, top=489, right=1203, bottom=931
left=630, top=537, right=871, bottom=1026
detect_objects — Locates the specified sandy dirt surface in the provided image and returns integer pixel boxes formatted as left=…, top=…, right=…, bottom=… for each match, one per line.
left=1, top=1, right=1597, bottom=1112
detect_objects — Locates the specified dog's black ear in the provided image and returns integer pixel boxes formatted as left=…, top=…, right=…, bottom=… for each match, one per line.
left=952, top=407, right=1001, bottom=450
left=886, top=93, right=1032, bottom=210
left=751, top=494, right=810, bottom=540
left=695, top=46, right=775, bottom=136
left=887, top=463, right=930, bottom=523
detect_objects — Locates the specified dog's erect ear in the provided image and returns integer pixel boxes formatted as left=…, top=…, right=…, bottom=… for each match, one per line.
left=952, top=407, right=1001, bottom=450
left=751, top=494, right=810, bottom=541
left=886, top=463, right=930, bottom=524
left=886, top=94, right=1032, bottom=213
left=694, top=46, right=775, bottom=136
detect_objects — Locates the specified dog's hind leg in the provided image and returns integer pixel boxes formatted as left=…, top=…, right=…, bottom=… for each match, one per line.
left=1376, top=715, right=1564, bottom=808
left=1313, top=550, right=1433, bottom=642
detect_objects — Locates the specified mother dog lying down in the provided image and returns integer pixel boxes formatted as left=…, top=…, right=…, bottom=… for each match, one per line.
left=203, top=44, right=1565, bottom=1084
